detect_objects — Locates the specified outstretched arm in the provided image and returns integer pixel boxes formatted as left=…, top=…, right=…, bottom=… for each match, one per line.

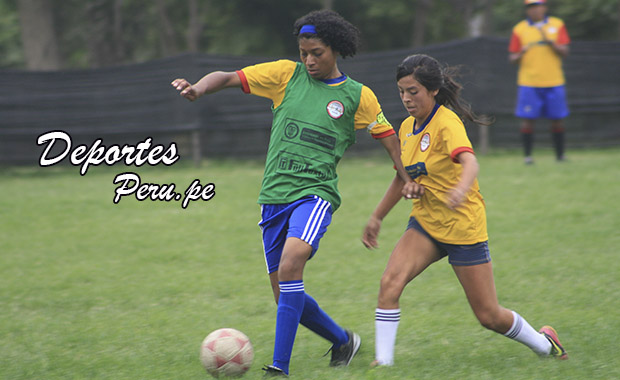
left=377, top=134, right=425, bottom=199
left=171, top=71, right=242, bottom=101
left=362, top=174, right=407, bottom=249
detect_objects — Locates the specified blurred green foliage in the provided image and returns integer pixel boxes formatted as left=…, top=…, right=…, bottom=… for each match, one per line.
left=1, top=0, right=618, bottom=70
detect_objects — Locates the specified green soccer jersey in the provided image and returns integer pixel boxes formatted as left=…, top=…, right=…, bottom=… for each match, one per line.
left=239, top=59, right=395, bottom=211
left=250, top=62, right=362, bottom=210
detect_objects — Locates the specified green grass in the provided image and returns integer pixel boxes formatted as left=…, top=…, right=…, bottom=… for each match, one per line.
left=1, top=148, right=619, bottom=380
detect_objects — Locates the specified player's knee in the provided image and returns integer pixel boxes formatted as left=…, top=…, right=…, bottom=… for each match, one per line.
left=475, top=309, right=503, bottom=332
left=277, top=258, right=305, bottom=281
left=378, top=272, right=407, bottom=304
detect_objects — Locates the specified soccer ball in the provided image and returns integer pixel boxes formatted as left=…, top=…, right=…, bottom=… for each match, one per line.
left=200, top=328, right=254, bottom=378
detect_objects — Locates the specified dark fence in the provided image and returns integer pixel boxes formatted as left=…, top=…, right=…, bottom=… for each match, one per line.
left=1, top=37, right=619, bottom=165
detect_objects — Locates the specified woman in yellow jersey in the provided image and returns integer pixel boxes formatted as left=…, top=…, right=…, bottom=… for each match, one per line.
left=172, top=10, right=418, bottom=377
left=362, top=54, right=567, bottom=367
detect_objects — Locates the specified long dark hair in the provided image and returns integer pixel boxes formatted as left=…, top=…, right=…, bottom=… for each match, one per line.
left=396, top=54, right=492, bottom=126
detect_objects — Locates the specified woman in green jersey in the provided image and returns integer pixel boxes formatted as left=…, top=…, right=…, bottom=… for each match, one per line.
left=172, top=9, right=420, bottom=377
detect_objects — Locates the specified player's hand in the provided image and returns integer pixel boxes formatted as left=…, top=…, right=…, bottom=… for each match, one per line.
left=446, top=187, right=467, bottom=209
left=171, top=78, right=201, bottom=101
left=402, top=181, right=424, bottom=200
left=362, top=216, right=382, bottom=249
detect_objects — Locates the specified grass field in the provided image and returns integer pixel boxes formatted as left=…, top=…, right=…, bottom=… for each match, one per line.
left=1, top=148, right=619, bottom=380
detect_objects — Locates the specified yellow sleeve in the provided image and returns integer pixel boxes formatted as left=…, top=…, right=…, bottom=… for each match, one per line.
left=439, top=109, right=474, bottom=162
left=354, top=86, right=395, bottom=139
left=238, top=60, right=297, bottom=108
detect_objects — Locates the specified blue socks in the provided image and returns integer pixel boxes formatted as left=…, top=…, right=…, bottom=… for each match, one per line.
left=273, top=281, right=348, bottom=374
left=300, top=293, right=348, bottom=347
left=273, top=281, right=305, bottom=374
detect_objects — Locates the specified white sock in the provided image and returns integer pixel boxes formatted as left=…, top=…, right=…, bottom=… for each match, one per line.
left=375, top=308, right=400, bottom=365
left=504, top=310, right=551, bottom=355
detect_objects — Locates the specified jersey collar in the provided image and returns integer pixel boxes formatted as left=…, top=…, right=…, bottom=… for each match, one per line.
left=527, top=15, right=549, bottom=26
left=413, top=103, right=441, bottom=135
left=321, top=74, right=348, bottom=85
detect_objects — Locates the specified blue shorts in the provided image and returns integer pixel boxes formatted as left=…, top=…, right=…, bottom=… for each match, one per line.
left=515, top=85, right=569, bottom=120
left=259, top=195, right=332, bottom=274
left=407, top=217, right=491, bottom=266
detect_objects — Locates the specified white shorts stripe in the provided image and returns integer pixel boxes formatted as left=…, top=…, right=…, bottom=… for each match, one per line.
left=301, top=196, right=330, bottom=245
left=300, top=196, right=324, bottom=241
left=306, top=200, right=329, bottom=245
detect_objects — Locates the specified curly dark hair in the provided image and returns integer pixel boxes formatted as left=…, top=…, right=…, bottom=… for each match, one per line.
left=293, top=10, right=360, bottom=58
left=397, top=54, right=493, bottom=126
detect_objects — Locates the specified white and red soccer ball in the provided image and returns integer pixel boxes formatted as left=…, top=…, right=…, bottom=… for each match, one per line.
left=200, top=328, right=254, bottom=378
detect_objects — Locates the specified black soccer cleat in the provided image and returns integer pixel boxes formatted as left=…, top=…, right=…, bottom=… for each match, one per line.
left=262, top=364, right=288, bottom=377
left=329, top=329, right=361, bottom=367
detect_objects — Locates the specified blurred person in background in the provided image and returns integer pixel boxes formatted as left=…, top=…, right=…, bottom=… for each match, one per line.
left=509, top=0, right=571, bottom=164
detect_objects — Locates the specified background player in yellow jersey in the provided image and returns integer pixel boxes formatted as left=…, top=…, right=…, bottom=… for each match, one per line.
left=509, top=0, right=571, bottom=164
left=362, top=54, right=567, bottom=367
left=172, top=10, right=419, bottom=377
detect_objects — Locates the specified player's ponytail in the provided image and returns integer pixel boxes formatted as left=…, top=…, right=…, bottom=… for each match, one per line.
left=396, top=54, right=492, bottom=126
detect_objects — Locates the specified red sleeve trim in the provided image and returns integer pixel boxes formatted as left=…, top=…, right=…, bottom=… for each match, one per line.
left=236, top=70, right=250, bottom=94
left=508, top=32, right=522, bottom=53
left=557, top=25, right=570, bottom=45
left=371, top=129, right=396, bottom=139
left=451, top=147, right=474, bottom=163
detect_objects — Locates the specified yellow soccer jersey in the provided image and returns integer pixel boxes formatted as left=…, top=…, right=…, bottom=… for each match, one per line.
left=509, top=16, right=570, bottom=87
left=399, top=104, right=488, bottom=244
left=237, top=59, right=395, bottom=138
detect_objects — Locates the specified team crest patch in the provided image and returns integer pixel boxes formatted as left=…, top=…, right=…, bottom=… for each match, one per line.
left=420, top=133, right=430, bottom=152
left=326, top=100, right=344, bottom=119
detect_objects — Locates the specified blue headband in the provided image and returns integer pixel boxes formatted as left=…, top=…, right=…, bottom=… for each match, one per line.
left=300, top=24, right=317, bottom=35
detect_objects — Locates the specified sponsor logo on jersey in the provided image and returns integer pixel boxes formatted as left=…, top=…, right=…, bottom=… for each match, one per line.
left=285, top=123, right=300, bottom=139
left=405, top=162, right=428, bottom=180
left=277, top=152, right=331, bottom=180
left=326, top=100, right=344, bottom=119
left=420, top=133, right=430, bottom=152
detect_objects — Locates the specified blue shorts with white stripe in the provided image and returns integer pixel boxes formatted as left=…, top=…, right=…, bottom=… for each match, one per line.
left=259, top=195, right=333, bottom=274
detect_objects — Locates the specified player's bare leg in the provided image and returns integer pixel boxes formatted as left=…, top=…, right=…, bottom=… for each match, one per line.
left=378, top=228, right=441, bottom=309
left=268, top=237, right=311, bottom=303
left=452, top=262, right=513, bottom=333
left=373, top=228, right=441, bottom=366
left=453, top=262, right=557, bottom=356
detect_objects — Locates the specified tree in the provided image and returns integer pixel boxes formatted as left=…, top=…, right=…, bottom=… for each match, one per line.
left=3, top=0, right=619, bottom=71
left=17, top=0, right=61, bottom=70
left=84, top=0, right=126, bottom=68
left=187, top=0, right=208, bottom=52
left=412, top=0, right=432, bottom=47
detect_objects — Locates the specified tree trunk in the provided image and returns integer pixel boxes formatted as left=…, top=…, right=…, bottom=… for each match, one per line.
left=481, top=0, right=494, bottom=36
left=157, top=0, right=179, bottom=56
left=617, top=0, right=620, bottom=41
left=17, top=0, right=61, bottom=70
left=412, top=0, right=432, bottom=48
left=322, top=0, right=334, bottom=10
left=86, top=0, right=124, bottom=68
left=187, top=0, right=206, bottom=52
left=113, top=0, right=125, bottom=61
